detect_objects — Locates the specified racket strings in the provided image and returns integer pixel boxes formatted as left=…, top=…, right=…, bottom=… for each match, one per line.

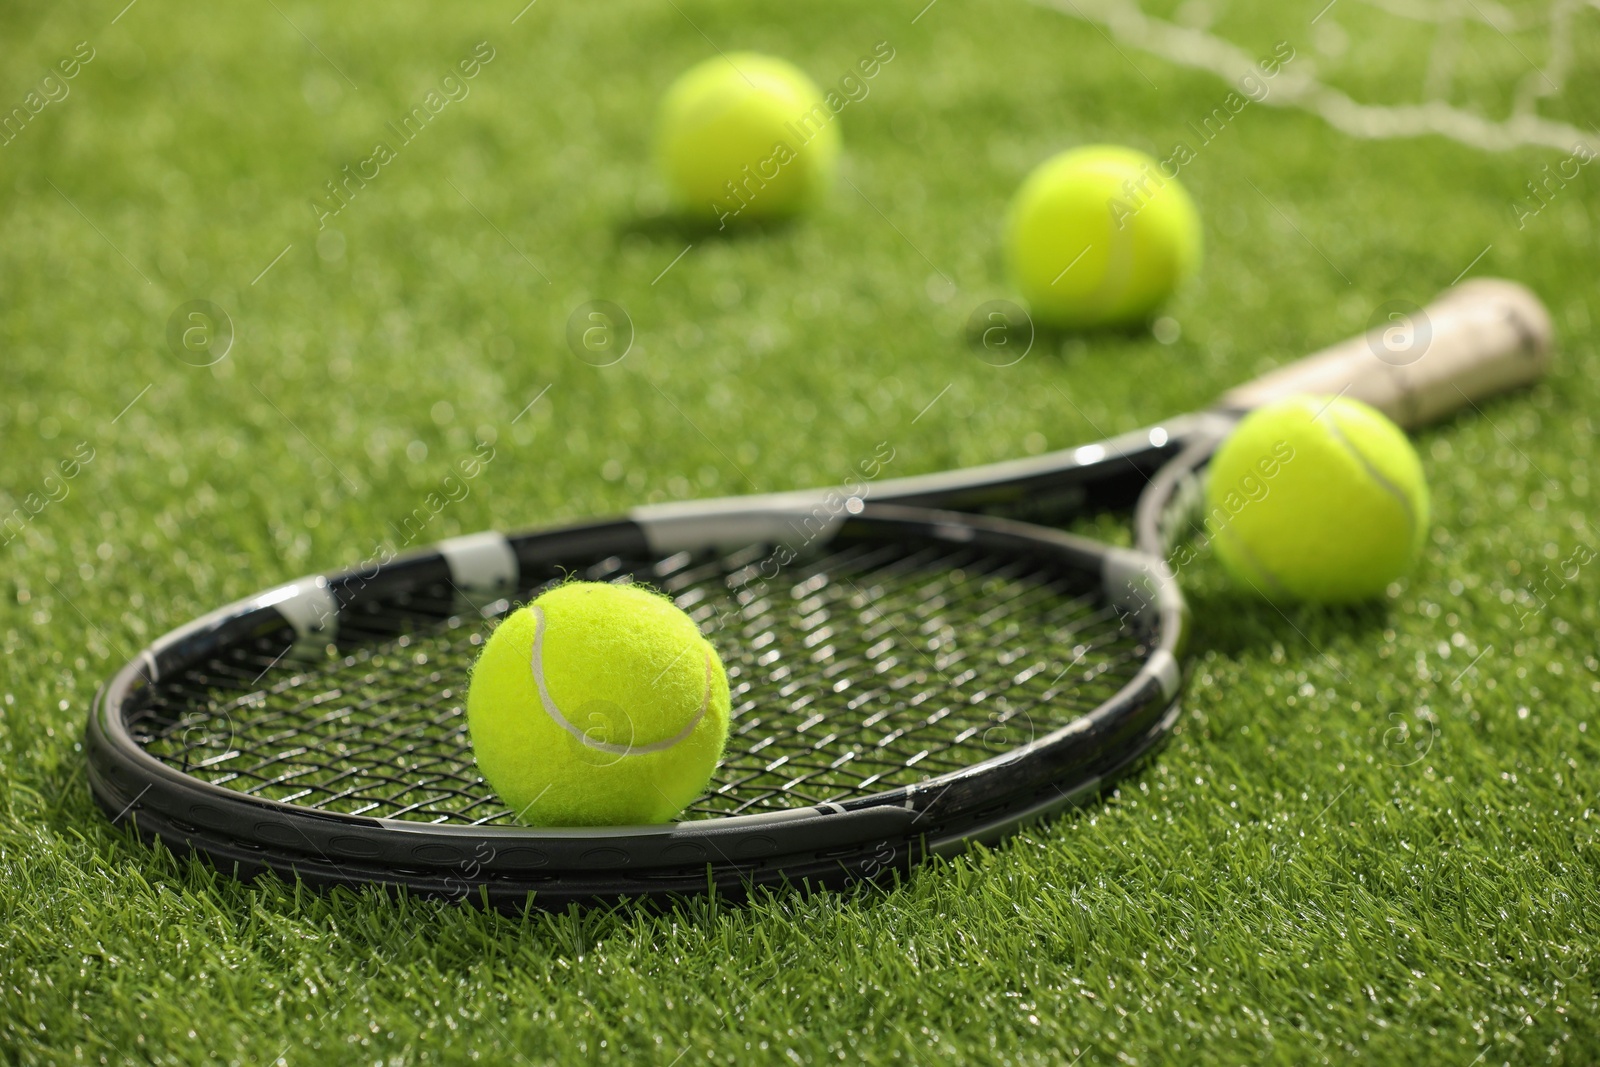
left=135, top=628, right=494, bottom=821
left=130, top=537, right=1151, bottom=824
left=669, top=538, right=1147, bottom=816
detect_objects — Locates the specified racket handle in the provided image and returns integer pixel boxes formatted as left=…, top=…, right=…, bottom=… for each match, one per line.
left=1217, top=278, right=1553, bottom=428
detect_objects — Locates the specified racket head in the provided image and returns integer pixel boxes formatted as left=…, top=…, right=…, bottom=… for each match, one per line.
left=83, top=279, right=1552, bottom=907
left=87, top=505, right=1186, bottom=908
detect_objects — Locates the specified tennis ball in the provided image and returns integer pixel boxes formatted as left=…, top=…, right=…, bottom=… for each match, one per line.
left=1204, top=395, right=1430, bottom=603
left=656, top=52, right=841, bottom=223
left=1004, top=145, right=1201, bottom=329
left=467, top=581, right=730, bottom=827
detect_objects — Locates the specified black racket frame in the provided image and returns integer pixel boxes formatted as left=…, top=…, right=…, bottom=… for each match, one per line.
left=88, top=434, right=1197, bottom=910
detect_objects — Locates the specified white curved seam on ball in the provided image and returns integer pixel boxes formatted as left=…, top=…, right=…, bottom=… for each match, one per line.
left=528, top=605, right=711, bottom=755
left=1321, top=413, right=1419, bottom=536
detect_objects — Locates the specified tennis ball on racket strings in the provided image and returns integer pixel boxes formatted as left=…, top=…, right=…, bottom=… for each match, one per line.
left=1204, top=395, right=1429, bottom=603
left=656, top=52, right=841, bottom=222
left=467, top=581, right=731, bottom=826
left=1004, top=145, right=1201, bottom=329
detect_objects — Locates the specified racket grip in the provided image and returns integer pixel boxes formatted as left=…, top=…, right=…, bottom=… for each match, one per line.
left=1216, top=278, right=1553, bottom=428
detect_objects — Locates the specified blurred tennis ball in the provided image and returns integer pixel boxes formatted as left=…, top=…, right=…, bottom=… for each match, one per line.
left=1205, top=395, right=1430, bottom=602
left=467, top=581, right=730, bottom=826
left=656, top=53, right=841, bottom=222
left=1004, top=145, right=1201, bottom=329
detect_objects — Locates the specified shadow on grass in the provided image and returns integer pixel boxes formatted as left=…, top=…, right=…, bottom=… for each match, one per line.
left=1179, top=581, right=1393, bottom=662
left=960, top=304, right=1162, bottom=365
left=1037, top=319, right=1159, bottom=348
left=612, top=210, right=801, bottom=246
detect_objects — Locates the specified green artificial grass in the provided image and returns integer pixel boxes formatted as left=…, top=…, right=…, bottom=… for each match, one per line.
left=3, top=0, right=1599, bottom=1062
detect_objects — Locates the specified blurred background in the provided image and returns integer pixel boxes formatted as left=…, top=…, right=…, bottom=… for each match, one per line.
left=3, top=0, right=1598, bottom=1062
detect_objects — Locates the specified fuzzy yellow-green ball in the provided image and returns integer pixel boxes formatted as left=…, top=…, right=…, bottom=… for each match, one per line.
left=656, top=52, right=841, bottom=222
left=466, top=581, right=730, bottom=826
left=1205, top=395, right=1430, bottom=603
left=1004, top=145, right=1201, bottom=329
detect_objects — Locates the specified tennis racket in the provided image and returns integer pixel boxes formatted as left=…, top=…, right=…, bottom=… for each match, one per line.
left=86, top=278, right=1551, bottom=910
